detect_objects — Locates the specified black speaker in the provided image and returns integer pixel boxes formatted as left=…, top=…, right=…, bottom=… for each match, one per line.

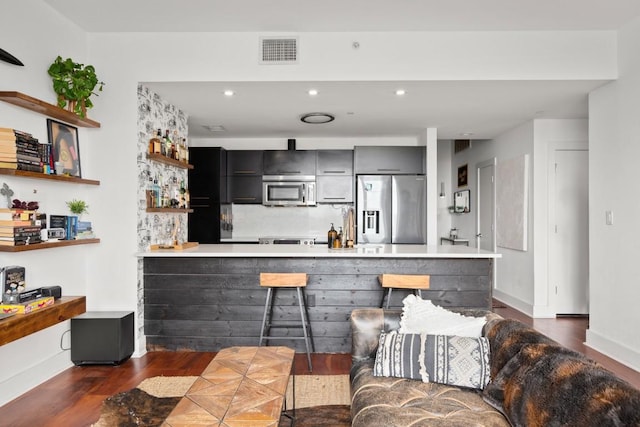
left=41, top=286, right=62, bottom=300
left=71, top=311, right=134, bottom=365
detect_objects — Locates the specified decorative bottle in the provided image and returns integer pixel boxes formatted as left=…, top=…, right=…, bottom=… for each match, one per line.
left=328, top=223, right=337, bottom=248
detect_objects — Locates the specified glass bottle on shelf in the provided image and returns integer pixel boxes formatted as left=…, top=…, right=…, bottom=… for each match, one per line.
left=150, top=129, right=162, bottom=154
left=164, top=130, right=173, bottom=158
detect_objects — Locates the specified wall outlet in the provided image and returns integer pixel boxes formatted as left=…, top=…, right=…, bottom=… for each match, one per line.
left=306, top=293, right=315, bottom=307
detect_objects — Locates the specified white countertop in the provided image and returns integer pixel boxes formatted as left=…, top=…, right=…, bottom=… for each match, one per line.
left=137, top=244, right=501, bottom=259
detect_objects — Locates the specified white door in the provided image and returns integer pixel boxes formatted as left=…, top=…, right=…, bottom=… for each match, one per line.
left=476, top=159, right=496, bottom=252
left=551, top=149, right=589, bottom=315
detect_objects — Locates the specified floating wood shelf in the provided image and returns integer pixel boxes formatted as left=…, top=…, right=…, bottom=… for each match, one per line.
left=0, top=91, right=100, bottom=128
left=0, top=296, right=86, bottom=346
left=146, top=208, right=193, bottom=213
left=0, top=238, right=100, bottom=253
left=0, top=168, right=100, bottom=185
left=147, top=153, right=194, bottom=169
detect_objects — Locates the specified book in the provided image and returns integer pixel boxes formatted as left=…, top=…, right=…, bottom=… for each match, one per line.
left=0, top=219, right=34, bottom=227
left=0, top=161, right=17, bottom=169
left=0, top=296, right=54, bottom=314
left=0, top=265, right=25, bottom=294
left=0, top=208, right=38, bottom=221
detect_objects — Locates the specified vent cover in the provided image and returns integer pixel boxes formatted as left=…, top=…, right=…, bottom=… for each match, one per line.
left=260, top=37, right=298, bottom=64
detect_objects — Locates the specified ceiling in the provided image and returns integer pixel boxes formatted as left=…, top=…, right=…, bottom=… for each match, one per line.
left=45, top=0, right=640, bottom=140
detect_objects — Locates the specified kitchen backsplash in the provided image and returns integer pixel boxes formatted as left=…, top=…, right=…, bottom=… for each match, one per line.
left=230, top=204, right=352, bottom=241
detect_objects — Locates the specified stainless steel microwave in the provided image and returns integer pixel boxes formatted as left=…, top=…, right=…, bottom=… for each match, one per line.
left=262, top=175, right=316, bottom=206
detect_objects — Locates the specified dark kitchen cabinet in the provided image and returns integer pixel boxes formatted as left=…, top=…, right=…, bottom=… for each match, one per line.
left=317, top=176, right=353, bottom=203
left=354, top=146, right=425, bottom=175
left=189, top=147, right=227, bottom=203
left=188, top=147, right=228, bottom=243
left=228, top=176, right=262, bottom=204
left=316, top=150, right=353, bottom=175
left=227, top=150, right=263, bottom=176
left=263, top=150, right=316, bottom=175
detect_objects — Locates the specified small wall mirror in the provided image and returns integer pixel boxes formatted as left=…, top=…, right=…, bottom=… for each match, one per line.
left=454, top=189, right=470, bottom=213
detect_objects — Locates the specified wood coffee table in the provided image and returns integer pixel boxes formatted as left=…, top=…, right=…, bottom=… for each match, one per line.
left=163, top=346, right=295, bottom=427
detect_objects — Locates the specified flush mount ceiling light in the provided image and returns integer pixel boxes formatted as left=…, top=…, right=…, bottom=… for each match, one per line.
left=300, top=112, right=335, bottom=124
left=203, top=124, right=226, bottom=132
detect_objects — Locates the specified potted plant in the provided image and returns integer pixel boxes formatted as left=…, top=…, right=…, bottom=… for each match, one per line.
left=47, top=56, right=104, bottom=118
left=66, top=199, right=89, bottom=217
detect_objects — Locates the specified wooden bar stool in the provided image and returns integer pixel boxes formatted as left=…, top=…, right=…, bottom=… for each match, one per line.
left=379, top=274, right=431, bottom=308
left=259, top=272, right=315, bottom=371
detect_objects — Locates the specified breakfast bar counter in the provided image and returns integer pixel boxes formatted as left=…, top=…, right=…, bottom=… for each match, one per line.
left=138, top=244, right=500, bottom=353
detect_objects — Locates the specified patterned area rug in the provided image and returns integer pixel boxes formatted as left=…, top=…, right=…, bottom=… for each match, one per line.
left=92, top=375, right=351, bottom=427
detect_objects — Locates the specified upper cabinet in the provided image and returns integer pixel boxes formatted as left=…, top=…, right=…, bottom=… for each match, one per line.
left=354, top=146, right=425, bottom=175
left=316, top=150, right=353, bottom=175
left=263, top=150, right=316, bottom=176
left=227, top=150, right=263, bottom=176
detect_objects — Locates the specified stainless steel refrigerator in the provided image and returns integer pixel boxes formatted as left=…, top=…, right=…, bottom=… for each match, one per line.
left=356, top=175, right=427, bottom=244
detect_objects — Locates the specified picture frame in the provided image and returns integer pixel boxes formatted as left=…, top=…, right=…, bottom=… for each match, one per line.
left=47, top=119, right=81, bottom=178
left=457, top=164, right=468, bottom=188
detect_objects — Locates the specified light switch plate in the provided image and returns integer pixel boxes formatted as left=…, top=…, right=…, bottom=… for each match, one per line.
left=605, top=210, right=613, bottom=225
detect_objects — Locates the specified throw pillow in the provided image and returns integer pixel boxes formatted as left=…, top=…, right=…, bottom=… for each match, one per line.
left=399, top=295, right=487, bottom=337
left=373, top=330, right=491, bottom=390
left=483, top=343, right=640, bottom=427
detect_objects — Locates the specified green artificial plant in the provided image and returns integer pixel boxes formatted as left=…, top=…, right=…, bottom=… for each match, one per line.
left=47, top=56, right=104, bottom=117
left=66, top=199, right=89, bottom=216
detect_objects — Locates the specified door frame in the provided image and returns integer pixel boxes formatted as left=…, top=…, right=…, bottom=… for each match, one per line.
left=547, top=141, right=589, bottom=315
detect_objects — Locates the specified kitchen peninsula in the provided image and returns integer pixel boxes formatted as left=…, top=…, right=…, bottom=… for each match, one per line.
left=138, top=244, right=500, bottom=353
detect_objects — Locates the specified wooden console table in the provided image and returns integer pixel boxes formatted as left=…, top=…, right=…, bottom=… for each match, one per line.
left=164, top=346, right=295, bottom=426
left=0, top=296, right=86, bottom=346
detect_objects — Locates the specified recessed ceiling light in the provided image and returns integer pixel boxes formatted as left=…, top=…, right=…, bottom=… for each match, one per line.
left=223, top=90, right=235, bottom=97
left=395, top=89, right=406, bottom=96
left=300, top=112, right=335, bottom=124
left=460, top=132, right=474, bottom=137
left=308, top=89, right=318, bottom=96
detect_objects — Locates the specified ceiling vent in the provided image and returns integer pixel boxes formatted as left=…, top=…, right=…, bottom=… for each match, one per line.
left=260, top=36, right=298, bottom=64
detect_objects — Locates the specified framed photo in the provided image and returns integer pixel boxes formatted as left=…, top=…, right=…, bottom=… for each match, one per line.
left=47, top=119, right=81, bottom=177
left=457, top=164, right=468, bottom=188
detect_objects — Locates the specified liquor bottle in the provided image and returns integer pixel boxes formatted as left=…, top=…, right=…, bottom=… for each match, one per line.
left=327, top=223, right=337, bottom=248
left=164, top=130, right=173, bottom=158
left=172, top=131, right=181, bottom=161
left=182, top=138, right=189, bottom=163
left=154, top=129, right=162, bottom=154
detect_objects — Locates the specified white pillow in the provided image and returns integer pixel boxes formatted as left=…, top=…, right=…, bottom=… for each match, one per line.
left=399, top=295, right=487, bottom=337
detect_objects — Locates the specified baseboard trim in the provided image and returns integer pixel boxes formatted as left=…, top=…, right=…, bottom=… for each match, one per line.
left=493, top=290, right=533, bottom=317
left=0, top=351, right=72, bottom=407
left=586, top=329, right=640, bottom=372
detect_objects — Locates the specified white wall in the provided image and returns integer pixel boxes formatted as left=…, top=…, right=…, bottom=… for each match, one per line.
left=0, top=0, right=93, bottom=406
left=0, top=0, right=632, bottom=405
left=587, top=15, right=640, bottom=371
left=450, top=123, right=536, bottom=313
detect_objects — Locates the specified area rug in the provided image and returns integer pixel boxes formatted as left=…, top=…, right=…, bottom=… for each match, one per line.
left=92, top=375, right=351, bottom=426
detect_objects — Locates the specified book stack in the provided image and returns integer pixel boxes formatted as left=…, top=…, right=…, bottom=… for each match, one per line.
left=0, top=128, right=18, bottom=169
left=0, top=128, right=52, bottom=173
left=0, top=208, right=43, bottom=246
left=75, top=220, right=95, bottom=239
left=49, top=214, right=77, bottom=240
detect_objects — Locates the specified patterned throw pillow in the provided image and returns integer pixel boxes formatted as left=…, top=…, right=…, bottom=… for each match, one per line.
left=373, top=330, right=491, bottom=390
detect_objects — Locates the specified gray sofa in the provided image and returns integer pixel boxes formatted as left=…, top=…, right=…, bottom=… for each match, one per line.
left=350, top=308, right=640, bottom=427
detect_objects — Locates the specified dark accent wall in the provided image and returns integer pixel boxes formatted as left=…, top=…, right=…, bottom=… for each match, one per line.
left=143, top=256, right=493, bottom=353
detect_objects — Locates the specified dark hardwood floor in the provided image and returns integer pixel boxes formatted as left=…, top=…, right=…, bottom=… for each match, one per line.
left=0, top=303, right=638, bottom=427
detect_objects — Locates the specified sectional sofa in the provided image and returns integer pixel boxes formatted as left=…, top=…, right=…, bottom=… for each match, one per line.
left=350, top=308, right=640, bottom=427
